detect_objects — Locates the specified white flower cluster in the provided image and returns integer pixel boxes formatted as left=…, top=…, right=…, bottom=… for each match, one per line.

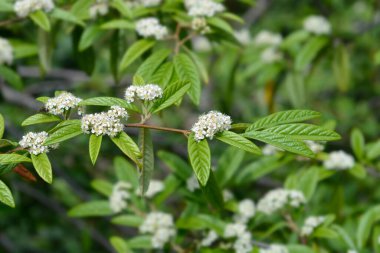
left=323, top=150, right=355, bottom=170
left=139, top=212, right=176, bottom=249
left=125, top=84, right=163, bottom=103
left=191, top=111, right=232, bottom=142
left=45, top=92, right=82, bottom=116
left=186, top=175, right=199, bottom=192
left=254, top=31, right=282, bottom=47
left=14, top=0, right=54, bottom=17
left=109, top=182, right=132, bottom=213
left=260, top=244, right=288, bottom=253
left=184, top=0, right=225, bottom=17
left=262, top=144, right=282, bottom=156
left=89, top=0, right=109, bottom=18
left=191, top=17, right=210, bottom=34
left=301, top=216, right=325, bottom=236
left=305, top=140, right=324, bottom=153
left=19, top=131, right=51, bottom=155
left=257, top=189, right=306, bottom=215
left=81, top=106, right=128, bottom=137
left=234, top=199, right=255, bottom=224
left=303, top=15, right=331, bottom=35
left=201, top=230, right=218, bottom=247
left=260, top=47, right=283, bottom=64
left=234, top=29, right=251, bottom=45
left=136, top=180, right=164, bottom=198
left=0, top=38, right=13, bottom=65
left=224, top=223, right=253, bottom=253
left=135, top=18, right=168, bottom=40
left=138, top=0, right=161, bottom=7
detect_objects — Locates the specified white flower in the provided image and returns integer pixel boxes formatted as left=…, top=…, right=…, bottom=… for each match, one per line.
left=303, top=15, right=331, bottom=35
left=260, top=47, right=283, bottom=64
left=192, top=36, right=212, bottom=52
left=254, top=31, right=282, bottom=47
left=234, top=199, right=255, bottom=224
left=186, top=175, right=199, bottom=192
left=139, top=212, right=176, bottom=249
left=135, top=18, right=168, bottom=40
left=124, top=84, right=163, bottom=103
left=301, top=216, right=325, bottom=236
left=81, top=106, right=128, bottom=137
left=191, top=17, right=210, bottom=34
left=262, top=144, right=282, bottom=156
left=0, top=38, right=13, bottom=65
left=257, top=189, right=306, bottom=215
left=89, top=0, right=109, bottom=18
left=185, top=0, right=224, bottom=17
left=138, top=0, right=161, bottom=7
left=223, top=189, right=234, bottom=201
left=201, top=230, right=218, bottom=247
left=191, top=111, right=232, bottom=141
left=19, top=131, right=52, bottom=155
left=14, top=0, right=54, bottom=17
left=235, top=29, right=251, bottom=45
left=233, top=232, right=253, bottom=253
left=45, top=92, right=82, bottom=116
left=260, top=244, right=288, bottom=253
left=323, top=150, right=355, bottom=170
left=224, top=223, right=247, bottom=238
left=136, top=180, right=164, bottom=198
left=109, top=182, right=132, bottom=213
left=305, top=140, right=324, bottom=153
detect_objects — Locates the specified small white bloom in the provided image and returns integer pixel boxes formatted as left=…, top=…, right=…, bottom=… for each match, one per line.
left=234, top=199, right=255, bottom=224
left=224, top=223, right=247, bottom=238
left=301, top=216, right=325, bottom=236
left=191, top=111, right=232, bottom=142
left=139, top=212, right=176, bottom=249
left=201, top=230, right=218, bottom=247
left=137, top=180, right=164, bottom=198
left=124, top=84, right=163, bottom=103
left=223, top=190, right=234, bottom=201
left=323, top=150, right=355, bottom=170
left=191, top=17, right=210, bottom=34
left=192, top=36, right=212, bottom=52
left=186, top=175, right=199, bottom=192
left=135, top=18, right=168, bottom=40
left=109, top=182, right=132, bottom=213
left=260, top=244, right=288, bottom=253
left=14, top=0, right=54, bottom=17
left=139, top=0, right=161, bottom=7
left=254, top=31, right=282, bottom=47
left=305, top=140, right=324, bottom=154
left=233, top=232, right=253, bottom=253
left=89, top=0, right=109, bottom=18
left=45, top=92, right=82, bottom=116
left=260, top=47, right=283, bottom=64
left=257, top=189, right=306, bottom=215
left=303, top=15, right=331, bottom=35
left=19, top=131, right=51, bottom=155
left=262, top=144, right=282, bottom=156
left=235, top=29, right=251, bottom=45
left=185, top=0, right=224, bottom=17
left=0, top=37, right=13, bottom=65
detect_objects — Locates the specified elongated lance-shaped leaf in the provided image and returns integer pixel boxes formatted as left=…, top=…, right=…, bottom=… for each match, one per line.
left=201, top=170, right=224, bottom=210
left=0, top=180, right=15, bottom=207
left=111, top=132, right=142, bottom=168
left=216, top=131, right=262, bottom=155
left=110, top=236, right=133, bottom=253
left=119, top=39, right=156, bottom=72
left=136, top=49, right=171, bottom=81
left=174, top=53, right=201, bottom=105
left=79, top=25, right=104, bottom=51
left=44, top=121, right=82, bottom=145
left=22, top=113, right=61, bottom=126
left=100, top=19, right=134, bottom=30
left=243, top=130, right=315, bottom=158
left=188, top=134, right=211, bottom=186
left=31, top=153, right=53, bottom=184
left=357, top=205, right=380, bottom=249
left=246, top=110, right=321, bottom=132
left=30, top=10, right=51, bottom=31
left=0, top=154, right=32, bottom=164
left=152, top=81, right=191, bottom=113
left=79, top=97, right=140, bottom=113
left=0, top=113, right=4, bottom=139
left=295, top=36, right=328, bottom=71
left=157, top=151, right=192, bottom=180
left=138, top=128, right=154, bottom=194
left=150, top=62, right=175, bottom=88
left=89, top=135, right=102, bottom=165
left=262, top=123, right=341, bottom=141
left=68, top=200, right=113, bottom=217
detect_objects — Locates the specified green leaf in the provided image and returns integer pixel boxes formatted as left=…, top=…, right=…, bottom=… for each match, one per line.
left=10, top=40, right=38, bottom=59
left=22, top=114, right=61, bottom=126
left=295, top=36, right=328, bottom=71
left=0, top=139, right=18, bottom=149
left=174, top=53, right=201, bottom=105
left=357, top=205, right=380, bottom=248
left=262, top=123, right=341, bottom=141
left=207, top=17, right=234, bottom=35
left=110, top=236, right=133, bottom=253
left=184, top=48, right=209, bottom=84
left=136, top=49, right=171, bottom=81
left=38, top=29, right=51, bottom=73
left=114, top=157, right=139, bottom=188
left=243, top=131, right=314, bottom=158
left=79, top=97, right=140, bottom=113
left=0, top=154, right=32, bottom=164
left=332, top=225, right=357, bottom=249
left=201, top=170, right=224, bottom=209
left=70, top=0, right=92, bottom=19
left=68, top=201, right=113, bottom=217
left=51, top=8, right=85, bottom=26
left=111, top=132, right=142, bottom=167
left=157, top=151, right=192, bottom=181
left=333, top=45, right=350, bottom=92
left=30, top=10, right=51, bottom=31
left=215, top=147, right=245, bottom=186
left=0, top=113, right=4, bottom=139
left=0, top=180, right=15, bottom=207
left=153, top=81, right=191, bottom=113
left=110, top=0, right=133, bottom=18
left=31, top=153, right=53, bottom=184
left=0, top=1, right=13, bottom=12
left=138, top=129, right=154, bottom=194
left=44, top=121, right=82, bottom=145
left=351, top=128, right=365, bottom=160
left=216, top=131, right=262, bottom=155
left=127, top=236, right=152, bottom=249
left=0, top=65, right=23, bottom=89
left=91, top=179, right=113, bottom=197
left=119, top=39, right=156, bottom=72
left=188, top=135, right=211, bottom=186
left=349, top=164, right=367, bottom=179
left=287, top=245, right=314, bottom=253
left=101, top=19, right=135, bottom=30
left=313, top=227, right=338, bottom=238
left=132, top=75, right=145, bottom=85
left=247, top=110, right=321, bottom=131
left=150, top=62, right=175, bottom=88
left=89, top=135, right=102, bottom=165
left=111, top=215, right=144, bottom=227
left=79, top=25, right=104, bottom=51
left=285, top=72, right=306, bottom=108
left=288, top=167, right=319, bottom=200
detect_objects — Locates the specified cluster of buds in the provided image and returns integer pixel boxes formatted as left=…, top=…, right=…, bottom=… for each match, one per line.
left=257, top=188, right=306, bottom=215
left=19, top=131, right=56, bottom=155
left=45, top=92, right=82, bottom=116
left=124, top=84, right=163, bottom=103
left=135, top=18, right=168, bottom=40
left=191, top=111, right=232, bottom=141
